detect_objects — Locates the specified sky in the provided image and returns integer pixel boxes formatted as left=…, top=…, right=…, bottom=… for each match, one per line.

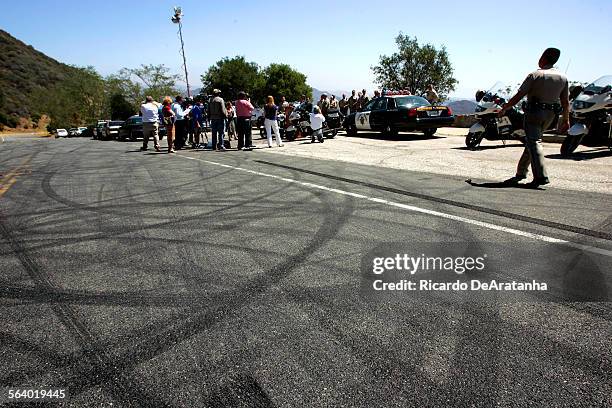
left=1, top=0, right=610, bottom=98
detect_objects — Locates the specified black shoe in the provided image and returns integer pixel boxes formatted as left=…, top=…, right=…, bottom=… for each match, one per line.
left=140, top=146, right=147, bottom=151
left=311, top=138, right=315, bottom=143
left=526, top=177, right=550, bottom=188
left=502, top=175, right=526, bottom=185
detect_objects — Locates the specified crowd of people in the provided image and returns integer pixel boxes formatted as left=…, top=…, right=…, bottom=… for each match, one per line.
left=139, top=89, right=291, bottom=153
left=138, top=85, right=442, bottom=153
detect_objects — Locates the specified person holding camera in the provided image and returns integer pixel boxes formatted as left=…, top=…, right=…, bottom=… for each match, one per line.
left=235, top=91, right=255, bottom=150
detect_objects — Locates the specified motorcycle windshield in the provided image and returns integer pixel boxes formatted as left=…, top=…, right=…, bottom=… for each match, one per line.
left=583, top=75, right=612, bottom=94
left=485, top=82, right=515, bottom=101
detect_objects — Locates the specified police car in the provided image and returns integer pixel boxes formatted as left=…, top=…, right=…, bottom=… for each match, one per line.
left=343, top=91, right=454, bottom=137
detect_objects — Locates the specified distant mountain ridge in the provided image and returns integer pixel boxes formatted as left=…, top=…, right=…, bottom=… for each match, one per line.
left=312, top=87, right=351, bottom=102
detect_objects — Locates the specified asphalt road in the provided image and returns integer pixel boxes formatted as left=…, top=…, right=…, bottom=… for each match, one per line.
left=1, top=136, right=611, bottom=407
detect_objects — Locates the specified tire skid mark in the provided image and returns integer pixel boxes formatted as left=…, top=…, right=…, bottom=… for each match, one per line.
left=254, top=160, right=612, bottom=241
left=46, top=192, right=355, bottom=403
left=0, top=216, right=176, bottom=407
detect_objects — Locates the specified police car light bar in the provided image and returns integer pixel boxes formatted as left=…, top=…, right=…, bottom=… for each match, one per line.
left=382, top=90, right=412, bottom=96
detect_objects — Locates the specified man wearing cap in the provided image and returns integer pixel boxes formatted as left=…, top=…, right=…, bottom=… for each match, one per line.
left=235, top=91, right=255, bottom=150
left=499, top=47, right=570, bottom=188
left=208, top=89, right=227, bottom=151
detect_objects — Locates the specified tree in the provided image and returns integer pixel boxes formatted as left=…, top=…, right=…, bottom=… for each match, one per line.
left=103, top=64, right=179, bottom=118
left=260, top=63, right=311, bottom=102
left=32, top=65, right=106, bottom=129
left=122, top=64, right=180, bottom=101
left=372, top=33, right=458, bottom=99
left=104, top=72, right=143, bottom=111
left=200, top=56, right=262, bottom=102
left=109, top=93, right=135, bottom=120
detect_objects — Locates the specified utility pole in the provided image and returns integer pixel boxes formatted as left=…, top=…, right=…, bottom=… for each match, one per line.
left=171, top=6, right=191, bottom=98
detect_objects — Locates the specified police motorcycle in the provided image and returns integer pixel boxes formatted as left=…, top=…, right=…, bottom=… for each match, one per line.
left=285, top=101, right=342, bottom=141
left=465, top=82, right=525, bottom=148
left=285, top=102, right=312, bottom=141
left=561, top=75, right=612, bottom=156
left=324, top=106, right=343, bottom=138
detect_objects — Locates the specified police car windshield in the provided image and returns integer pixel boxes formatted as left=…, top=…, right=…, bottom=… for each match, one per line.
left=395, top=96, right=430, bottom=108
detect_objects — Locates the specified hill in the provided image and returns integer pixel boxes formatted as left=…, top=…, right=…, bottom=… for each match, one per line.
left=0, top=29, right=79, bottom=126
left=312, top=87, right=350, bottom=102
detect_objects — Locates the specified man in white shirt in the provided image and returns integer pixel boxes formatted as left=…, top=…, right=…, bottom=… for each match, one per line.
left=140, top=96, right=161, bottom=152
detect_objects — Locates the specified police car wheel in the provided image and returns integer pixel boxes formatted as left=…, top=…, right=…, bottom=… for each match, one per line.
left=424, top=128, right=437, bottom=138
left=383, top=125, right=397, bottom=137
left=346, top=124, right=357, bottom=136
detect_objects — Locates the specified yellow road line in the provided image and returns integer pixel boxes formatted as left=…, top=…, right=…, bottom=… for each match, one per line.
left=0, top=156, right=33, bottom=198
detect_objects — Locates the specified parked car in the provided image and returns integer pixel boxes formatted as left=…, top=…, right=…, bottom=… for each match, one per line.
left=68, top=128, right=79, bottom=137
left=81, top=125, right=95, bottom=139
left=78, top=127, right=87, bottom=135
left=93, top=120, right=108, bottom=140
left=117, top=115, right=167, bottom=141
left=102, top=120, right=125, bottom=140
left=56, top=128, right=68, bottom=138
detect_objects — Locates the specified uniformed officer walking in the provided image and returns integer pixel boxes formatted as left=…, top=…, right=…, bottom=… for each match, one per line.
left=498, top=48, right=570, bottom=187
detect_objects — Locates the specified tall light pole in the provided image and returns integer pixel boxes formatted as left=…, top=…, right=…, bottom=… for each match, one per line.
left=171, top=6, right=191, bottom=98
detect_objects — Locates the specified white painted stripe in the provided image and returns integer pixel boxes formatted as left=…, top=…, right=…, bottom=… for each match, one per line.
left=177, top=155, right=612, bottom=257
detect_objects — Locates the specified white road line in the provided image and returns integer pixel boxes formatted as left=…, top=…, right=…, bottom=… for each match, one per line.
left=177, top=154, right=612, bottom=257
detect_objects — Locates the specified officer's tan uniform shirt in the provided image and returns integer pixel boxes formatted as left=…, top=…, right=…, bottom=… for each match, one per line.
left=517, top=66, right=568, bottom=104
left=317, top=99, right=330, bottom=114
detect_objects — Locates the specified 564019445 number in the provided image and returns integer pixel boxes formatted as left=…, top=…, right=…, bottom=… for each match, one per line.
left=4, top=388, right=67, bottom=401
